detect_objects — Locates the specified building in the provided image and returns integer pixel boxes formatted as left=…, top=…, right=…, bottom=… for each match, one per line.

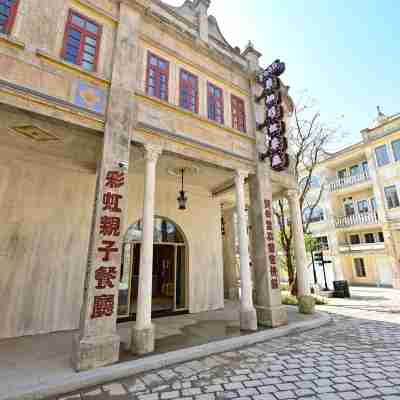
left=0, top=0, right=310, bottom=371
left=306, top=108, right=400, bottom=289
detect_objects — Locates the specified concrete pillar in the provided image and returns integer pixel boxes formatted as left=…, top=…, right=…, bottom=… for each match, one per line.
left=193, top=0, right=210, bottom=43
left=72, top=3, right=141, bottom=371
left=243, top=41, right=287, bottom=328
left=234, top=170, right=258, bottom=331
left=286, top=190, right=311, bottom=297
left=131, top=143, right=162, bottom=354
left=222, top=207, right=239, bottom=300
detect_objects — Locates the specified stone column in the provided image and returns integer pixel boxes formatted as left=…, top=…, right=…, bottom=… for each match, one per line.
left=222, top=207, right=239, bottom=300
left=243, top=42, right=288, bottom=328
left=234, top=170, right=258, bottom=331
left=286, top=190, right=311, bottom=297
left=131, top=144, right=162, bottom=354
left=72, top=3, right=141, bottom=371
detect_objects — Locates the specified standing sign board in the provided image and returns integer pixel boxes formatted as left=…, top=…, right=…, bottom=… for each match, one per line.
left=256, top=60, right=289, bottom=171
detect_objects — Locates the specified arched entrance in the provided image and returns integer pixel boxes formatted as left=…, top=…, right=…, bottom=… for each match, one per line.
left=118, top=217, right=188, bottom=319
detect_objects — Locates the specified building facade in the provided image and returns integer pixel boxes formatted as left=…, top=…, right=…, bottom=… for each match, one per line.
left=306, top=109, right=400, bottom=289
left=0, top=0, right=309, bottom=370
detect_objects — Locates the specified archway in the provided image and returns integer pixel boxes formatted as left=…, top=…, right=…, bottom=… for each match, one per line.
left=118, top=216, right=188, bottom=319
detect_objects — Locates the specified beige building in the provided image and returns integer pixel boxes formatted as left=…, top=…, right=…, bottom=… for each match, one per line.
left=306, top=109, right=400, bottom=289
left=0, top=0, right=311, bottom=370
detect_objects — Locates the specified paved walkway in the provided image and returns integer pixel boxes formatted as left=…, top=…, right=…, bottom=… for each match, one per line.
left=57, top=287, right=400, bottom=400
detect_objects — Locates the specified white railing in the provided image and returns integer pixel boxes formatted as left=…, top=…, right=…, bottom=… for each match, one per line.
left=335, top=211, right=379, bottom=228
left=329, top=172, right=371, bottom=192
left=339, top=242, right=385, bottom=253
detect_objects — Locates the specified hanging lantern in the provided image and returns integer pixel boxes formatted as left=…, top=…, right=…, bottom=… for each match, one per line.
left=177, top=168, right=188, bottom=210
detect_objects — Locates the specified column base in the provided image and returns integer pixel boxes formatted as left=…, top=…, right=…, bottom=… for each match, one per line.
left=256, top=305, right=288, bottom=328
left=72, top=333, right=120, bottom=372
left=240, top=307, right=258, bottom=331
left=131, top=324, right=155, bottom=355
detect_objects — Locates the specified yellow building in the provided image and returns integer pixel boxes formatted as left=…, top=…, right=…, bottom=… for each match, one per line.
left=307, top=109, right=400, bottom=289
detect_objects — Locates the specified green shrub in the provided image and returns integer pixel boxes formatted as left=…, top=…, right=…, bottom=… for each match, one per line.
left=281, top=291, right=329, bottom=306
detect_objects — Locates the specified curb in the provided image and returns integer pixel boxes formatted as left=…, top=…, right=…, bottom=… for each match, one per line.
left=2, top=311, right=332, bottom=400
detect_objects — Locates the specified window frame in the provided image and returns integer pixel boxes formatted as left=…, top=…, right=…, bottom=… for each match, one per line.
left=179, top=68, right=199, bottom=114
left=349, top=234, right=361, bottom=245
left=61, top=9, right=102, bottom=73
left=338, top=168, right=347, bottom=180
left=231, top=94, right=246, bottom=133
left=207, top=82, right=224, bottom=124
left=0, top=0, right=19, bottom=35
left=378, top=232, right=385, bottom=243
left=384, top=185, right=400, bottom=209
left=364, top=233, right=375, bottom=244
left=357, top=199, right=369, bottom=214
left=375, top=144, right=390, bottom=167
left=146, top=51, right=170, bottom=102
left=354, top=258, right=367, bottom=278
left=392, top=139, right=400, bottom=162
left=349, top=164, right=360, bottom=176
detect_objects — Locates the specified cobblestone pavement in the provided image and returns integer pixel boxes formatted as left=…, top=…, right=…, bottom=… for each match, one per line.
left=60, top=288, right=400, bottom=400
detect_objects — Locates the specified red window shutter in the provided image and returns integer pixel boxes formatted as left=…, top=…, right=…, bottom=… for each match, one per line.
left=180, top=69, right=198, bottom=113
left=61, top=10, right=102, bottom=72
left=0, top=0, right=19, bottom=34
left=231, top=95, right=246, bottom=133
left=146, top=52, right=169, bottom=102
left=207, top=82, right=224, bottom=124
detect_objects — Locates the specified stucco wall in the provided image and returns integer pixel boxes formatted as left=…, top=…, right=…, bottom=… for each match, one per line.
left=0, top=154, right=95, bottom=339
left=0, top=154, right=224, bottom=339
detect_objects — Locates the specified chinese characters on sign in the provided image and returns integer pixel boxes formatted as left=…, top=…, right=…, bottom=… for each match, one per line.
left=264, top=199, right=280, bottom=289
left=91, top=171, right=125, bottom=319
left=256, top=59, right=289, bottom=171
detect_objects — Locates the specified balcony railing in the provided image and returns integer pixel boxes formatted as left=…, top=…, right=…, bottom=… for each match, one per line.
left=339, top=242, right=385, bottom=253
left=335, top=211, right=379, bottom=228
left=329, top=172, right=371, bottom=192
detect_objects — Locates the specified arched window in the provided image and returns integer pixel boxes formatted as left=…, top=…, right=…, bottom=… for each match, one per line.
left=124, top=217, right=185, bottom=244
left=304, top=206, right=324, bottom=223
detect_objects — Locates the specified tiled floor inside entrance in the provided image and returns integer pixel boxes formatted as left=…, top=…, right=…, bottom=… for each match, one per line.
left=0, top=302, right=314, bottom=396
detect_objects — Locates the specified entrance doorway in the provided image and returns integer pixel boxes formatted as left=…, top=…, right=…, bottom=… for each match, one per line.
left=118, top=217, right=188, bottom=319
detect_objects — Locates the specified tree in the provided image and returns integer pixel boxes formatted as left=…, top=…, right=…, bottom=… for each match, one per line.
left=274, top=97, right=346, bottom=295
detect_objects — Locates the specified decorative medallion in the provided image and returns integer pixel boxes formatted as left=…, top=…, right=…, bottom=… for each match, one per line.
left=74, top=81, right=107, bottom=114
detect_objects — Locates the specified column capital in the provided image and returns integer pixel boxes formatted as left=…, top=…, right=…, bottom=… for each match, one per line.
left=143, top=143, right=163, bottom=162
left=285, top=189, right=300, bottom=201
left=235, top=169, right=250, bottom=182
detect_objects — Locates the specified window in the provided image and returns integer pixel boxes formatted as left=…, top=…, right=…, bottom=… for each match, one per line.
left=350, top=164, right=360, bottom=176
left=231, top=95, right=246, bottom=133
left=370, top=197, right=377, bottom=211
left=354, top=258, right=366, bottom=277
left=344, top=199, right=355, bottom=216
left=392, top=139, right=400, bottom=162
left=375, top=145, right=390, bottom=167
left=316, top=236, right=329, bottom=250
left=304, top=206, right=324, bottom=223
left=362, top=160, right=369, bottom=176
left=0, top=0, right=19, bottom=34
left=62, top=10, right=101, bottom=72
left=357, top=200, right=369, bottom=214
left=338, top=169, right=347, bottom=180
left=378, top=232, right=385, bottom=243
left=180, top=69, right=198, bottom=113
left=384, top=185, right=400, bottom=209
left=365, top=233, right=375, bottom=244
left=207, top=82, right=224, bottom=124
left=350, top=234, right=360, bottom=245
left=146, top=52, right=169, bottom=101
left=299, top=175, right=320, bottom=191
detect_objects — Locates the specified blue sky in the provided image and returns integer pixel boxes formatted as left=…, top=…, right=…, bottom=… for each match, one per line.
left=164, top=0, right=399, bottom=149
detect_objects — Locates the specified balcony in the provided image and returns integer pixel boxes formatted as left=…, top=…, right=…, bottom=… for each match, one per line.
left=335, top=211, right=379, bottom=228
left=329, top=172, right=371, bottom=192
left=339, top=242, right=385, bottom=253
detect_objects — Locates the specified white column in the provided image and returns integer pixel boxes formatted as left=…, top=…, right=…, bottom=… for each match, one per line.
left=286, top=190, right=311, bottom=297
left=234, top=170, right=258, bottom=331
left=131, top=143, right=162, bottom=354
